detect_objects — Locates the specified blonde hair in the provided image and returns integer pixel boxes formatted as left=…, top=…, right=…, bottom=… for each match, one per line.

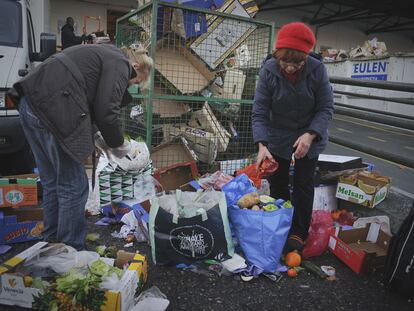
left=122, top=45, right=153, bottom=90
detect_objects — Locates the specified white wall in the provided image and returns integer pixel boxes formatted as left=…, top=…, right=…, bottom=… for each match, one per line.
left=256, top=10, right=414, bottom=53
left=50, top=0, right=134, bottom=46
left=28, top=0, right=50, bottom=49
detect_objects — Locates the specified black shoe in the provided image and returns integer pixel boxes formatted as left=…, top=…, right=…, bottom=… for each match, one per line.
left=286, top=235, right=304, bottom=252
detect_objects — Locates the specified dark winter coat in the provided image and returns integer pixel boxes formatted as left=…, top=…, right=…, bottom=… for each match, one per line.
left=11, top=44, right=134, bottom=163
left=61, top=23, right=84, bottom=50
left=252, top=55, right=334, bottom=160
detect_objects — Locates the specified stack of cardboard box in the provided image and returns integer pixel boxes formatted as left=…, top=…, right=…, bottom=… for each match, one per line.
left=0, top=174, right=42, bottom=244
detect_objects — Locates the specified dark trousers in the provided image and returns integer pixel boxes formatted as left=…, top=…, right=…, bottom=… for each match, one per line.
left=268, top=154, right=318, bottom=240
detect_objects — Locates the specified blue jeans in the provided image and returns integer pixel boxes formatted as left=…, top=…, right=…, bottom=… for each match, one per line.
left=19, top=97, right=88, bottom=250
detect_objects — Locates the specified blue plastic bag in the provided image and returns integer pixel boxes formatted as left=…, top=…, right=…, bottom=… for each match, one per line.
left=222, top=174, right=293, bottom=273
left=229, top=204, right=293, bottom=273
left=222, top=174, right=256, bottom=207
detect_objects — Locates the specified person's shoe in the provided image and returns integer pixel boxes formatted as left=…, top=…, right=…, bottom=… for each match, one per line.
left=286, top=235, right=304, bottom=252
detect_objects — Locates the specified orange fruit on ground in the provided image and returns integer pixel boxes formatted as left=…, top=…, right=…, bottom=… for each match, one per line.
left=285, top=251, right=302, bottom=267
left=287, top=268, right=297, bottom=278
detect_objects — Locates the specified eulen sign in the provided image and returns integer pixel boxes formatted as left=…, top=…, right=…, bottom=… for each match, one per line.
left=351, top=60, right=389, bottom=80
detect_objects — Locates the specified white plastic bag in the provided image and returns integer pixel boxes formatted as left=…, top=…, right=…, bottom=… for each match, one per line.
left=85, top=169, right=101, bottom=215
left=23, top=244, right=100, bottom=274
left=133, top=174, right=162, bottom=203
left=114, top=140, right=150, bottom=172
left=100, top=272, right=122, bottom=291
left=131, top=286, right=169, bottom=311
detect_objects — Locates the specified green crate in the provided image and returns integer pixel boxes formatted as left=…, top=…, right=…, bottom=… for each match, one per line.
left=116, top=0, right=274, bottom=174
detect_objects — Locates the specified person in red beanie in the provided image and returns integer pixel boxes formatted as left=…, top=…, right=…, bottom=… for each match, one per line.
left=252, top=22, right=334, bottom=252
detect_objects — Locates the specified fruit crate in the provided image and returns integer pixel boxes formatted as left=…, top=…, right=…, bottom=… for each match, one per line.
left=116, top=0, right=274, bottom=174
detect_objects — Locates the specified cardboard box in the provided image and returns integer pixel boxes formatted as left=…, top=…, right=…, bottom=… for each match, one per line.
left=313, top=185, right=337, bottom=211
left=0, top=174, right=38, bottom=208
left=162, top=124, right=218, bottom=164
left=151, top=137, right=198, bottom=170
left=222, top=69, right=246, bottom=100
left=191, top=0, right=256, bottom=69
left=318, top=154, right=363, bottom=171
left=188, top=103, right=231, bottom=152
left=154, top=162, right=199, bottom=191
left=0, top=208, right=43, bottom=244
left=179, top=180, right=202, bottom=192
left=0, top=242, right=147, bottom=311
left=152, top=85, right=190, bottom=118
left=171, top=6, right=207, bottom=39
left=155, top=43, right=214, bottom=94
left=336, top=171, right=390, bottom=208
left=328, top=223, right=391, bottom=274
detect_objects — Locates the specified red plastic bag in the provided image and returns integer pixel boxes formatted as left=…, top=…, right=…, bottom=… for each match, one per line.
left=302, top=210, right=334, bottom=258
left=235, top=158, right=278, bottom=188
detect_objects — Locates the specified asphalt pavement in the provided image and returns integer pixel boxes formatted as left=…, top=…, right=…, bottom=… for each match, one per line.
left=329, top=114, right=414, bottom=168
left=1, top=199, right=413, bottom=311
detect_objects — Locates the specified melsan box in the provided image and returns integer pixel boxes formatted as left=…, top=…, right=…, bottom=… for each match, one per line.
left=336, top=171, right=390, bottom=208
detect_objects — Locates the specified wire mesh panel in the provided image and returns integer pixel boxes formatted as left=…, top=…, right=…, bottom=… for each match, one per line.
left=116, top=0, right=273, bottom=175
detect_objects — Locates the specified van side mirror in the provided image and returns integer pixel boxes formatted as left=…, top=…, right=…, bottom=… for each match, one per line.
left=30, top=33, right=57, bottom=62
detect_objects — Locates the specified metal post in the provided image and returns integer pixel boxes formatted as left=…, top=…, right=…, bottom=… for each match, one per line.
left=146, top=0, right=159, bottom=151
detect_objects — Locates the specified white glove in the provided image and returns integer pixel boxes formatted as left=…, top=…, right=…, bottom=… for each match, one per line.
left=111, top=140, right=132, bottom=159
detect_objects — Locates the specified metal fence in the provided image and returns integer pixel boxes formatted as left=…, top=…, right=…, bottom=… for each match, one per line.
left=116, top=0, right=273, bottom=174
left=330, top=75, right=414, bottom=126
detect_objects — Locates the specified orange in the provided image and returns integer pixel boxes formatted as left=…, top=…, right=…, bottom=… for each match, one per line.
left=285, top=251, right=301, bottom=267
left=287, top=268, right=297, bottom=278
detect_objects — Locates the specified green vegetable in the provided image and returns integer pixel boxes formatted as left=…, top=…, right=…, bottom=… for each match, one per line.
left=86, top=233, right=100, bottom=242
left=260, top=195, right=275, bottom=204
left=32, top=290, right=56, bottom=311
left=32, top=277, right=51, bottom=291
left=56, top=270, right=87, bottom=292
left=96, top=245, right=107, bottom=256
left=90, top=259, right=124, bottom=279
left=104, top=245, right=118, bottom=258
left=263, top=204, right=278, bottom=212
left=282, top=200, right=293, bottom=208
left=301, top=260, right=328, bottom=279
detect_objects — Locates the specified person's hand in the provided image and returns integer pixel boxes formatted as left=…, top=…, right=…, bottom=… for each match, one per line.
left=111, top=140, right=131, bottom=158
left=293, top=132, right=316, bottom=159
left=256, top=143, right=274, bottom=170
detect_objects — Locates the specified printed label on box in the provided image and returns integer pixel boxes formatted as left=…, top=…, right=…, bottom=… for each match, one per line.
left=119, top=270, right=138, bottom=311
left=0, top=274, right=41, bottom=308
left=336, top=183, right=370, bottom=204
left=373, top=186, right=388, bottom=206
left=195, top=22, right=201, bottom=32
left=328, top=236, right=337, bottom=250
left=5, top=190, right=24, bottom=205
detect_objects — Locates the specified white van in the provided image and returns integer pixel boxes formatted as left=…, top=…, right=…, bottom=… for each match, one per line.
left=0, top=0, right=55, bottom=175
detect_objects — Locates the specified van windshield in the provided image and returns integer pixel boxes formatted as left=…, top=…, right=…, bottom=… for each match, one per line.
left=0, top=0, right=22, bottom=47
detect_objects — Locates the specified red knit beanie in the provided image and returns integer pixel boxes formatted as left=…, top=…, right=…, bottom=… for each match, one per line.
left=275, top=22, right=316, bottom=54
